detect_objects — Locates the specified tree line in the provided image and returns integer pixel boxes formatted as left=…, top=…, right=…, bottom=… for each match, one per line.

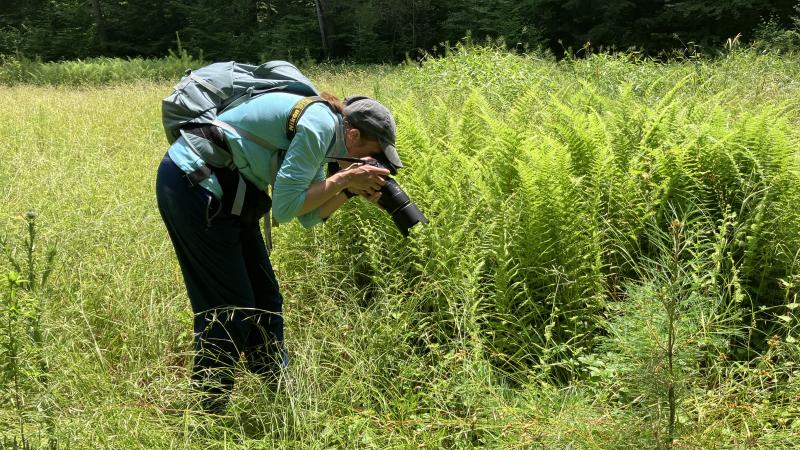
left=1, top=0, right=799, bottom=63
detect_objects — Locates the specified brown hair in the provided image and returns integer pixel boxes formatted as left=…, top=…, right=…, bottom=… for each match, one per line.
left=320, top=92, right=344, bottom=114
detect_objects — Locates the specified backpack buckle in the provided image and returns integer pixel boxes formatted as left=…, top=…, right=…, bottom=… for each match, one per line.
left=183, top=165, right=212, bottom=187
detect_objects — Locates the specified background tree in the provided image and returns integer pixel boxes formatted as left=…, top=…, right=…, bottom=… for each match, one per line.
left=314, top=0, right=332, bottom=58
left=89, top=0, right=107, bottom=52
left=1, top=0, right=799, bottom=61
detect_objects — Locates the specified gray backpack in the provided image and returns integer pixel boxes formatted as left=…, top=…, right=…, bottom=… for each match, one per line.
left=162, top=60, right=319, bottom=144
left=162, top=59, right=323, bottom=175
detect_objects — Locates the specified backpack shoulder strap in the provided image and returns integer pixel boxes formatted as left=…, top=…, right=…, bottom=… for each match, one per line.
left=211, top=119, right=279, bottom=152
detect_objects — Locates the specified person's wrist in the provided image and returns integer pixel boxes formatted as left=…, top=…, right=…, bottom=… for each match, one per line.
left=332, top=171, right=357, bottom=198
left=334, top=170, right=352, bottom=190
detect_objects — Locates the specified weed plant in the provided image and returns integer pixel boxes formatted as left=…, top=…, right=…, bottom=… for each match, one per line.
left=1, top=46, right=800, bottom=447
left=1, top=211, right=57, bottom=447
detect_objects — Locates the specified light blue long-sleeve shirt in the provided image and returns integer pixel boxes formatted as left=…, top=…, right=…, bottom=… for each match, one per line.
left=167, top=92, right=348, bottom=228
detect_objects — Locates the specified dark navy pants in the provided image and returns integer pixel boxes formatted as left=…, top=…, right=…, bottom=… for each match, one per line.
left=155, top=154, right=286, bottom=406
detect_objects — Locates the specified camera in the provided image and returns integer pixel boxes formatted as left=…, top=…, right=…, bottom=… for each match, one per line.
left=360, top=154, right=429, bottom=237
left=327, top=154, right=429, bottom=236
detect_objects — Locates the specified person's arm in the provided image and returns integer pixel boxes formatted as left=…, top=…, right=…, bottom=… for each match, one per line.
left=296, top=164, right=386, bottom=216
left=316, top=189, right=382, bottom=219
left=272, top=106, right=387, bottom=226
left=271, top=107, right=338, bottom=224
left=299, top=162, right=386, bottom=223
left=318, top=192, right=351, bottom=219
left=294, top=166, right=347, bottom=226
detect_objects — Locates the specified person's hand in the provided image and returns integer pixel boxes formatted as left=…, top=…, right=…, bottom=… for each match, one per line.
left=361, top=190, right=383, bottom=207
left=343, top=161, right=389, bottom=196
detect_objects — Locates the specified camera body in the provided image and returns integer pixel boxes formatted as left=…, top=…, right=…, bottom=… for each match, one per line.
left=361, top=154, right=428, bottom=237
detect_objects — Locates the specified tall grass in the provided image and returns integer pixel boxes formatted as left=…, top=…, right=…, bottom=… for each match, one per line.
left=1, top=47, right=800, bottom=447
left=0, top=49, right=200, bottom=86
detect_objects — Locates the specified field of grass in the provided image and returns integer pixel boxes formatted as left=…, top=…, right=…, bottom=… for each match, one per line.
left=2, top=47, right=800, bottom=448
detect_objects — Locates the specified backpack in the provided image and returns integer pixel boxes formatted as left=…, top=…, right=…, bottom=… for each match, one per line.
left=162, top=60, right=319, bottom=145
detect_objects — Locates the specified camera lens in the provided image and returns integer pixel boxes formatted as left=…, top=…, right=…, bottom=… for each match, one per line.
left=390, top=203, right=428, bottom=237
left=359, top=155, right=428, bottom=236
left=378, top=179, right=428, bottom=236
left=378, top=179, right=410, bottom=214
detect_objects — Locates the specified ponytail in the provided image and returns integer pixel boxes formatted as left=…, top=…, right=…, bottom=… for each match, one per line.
left=319, top=92, right=344, bottom=114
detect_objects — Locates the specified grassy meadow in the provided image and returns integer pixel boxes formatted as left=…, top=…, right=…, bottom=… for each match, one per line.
left=2, top=47, right=800, bottom=448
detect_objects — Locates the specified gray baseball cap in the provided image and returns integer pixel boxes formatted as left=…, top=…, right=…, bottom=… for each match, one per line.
left=344, top=96, right=403, bottom=169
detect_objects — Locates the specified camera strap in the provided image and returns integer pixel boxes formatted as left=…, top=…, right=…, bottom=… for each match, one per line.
left=287, top=96, right=326, bottom=140
left=326, top=156, right=366, bottom=164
